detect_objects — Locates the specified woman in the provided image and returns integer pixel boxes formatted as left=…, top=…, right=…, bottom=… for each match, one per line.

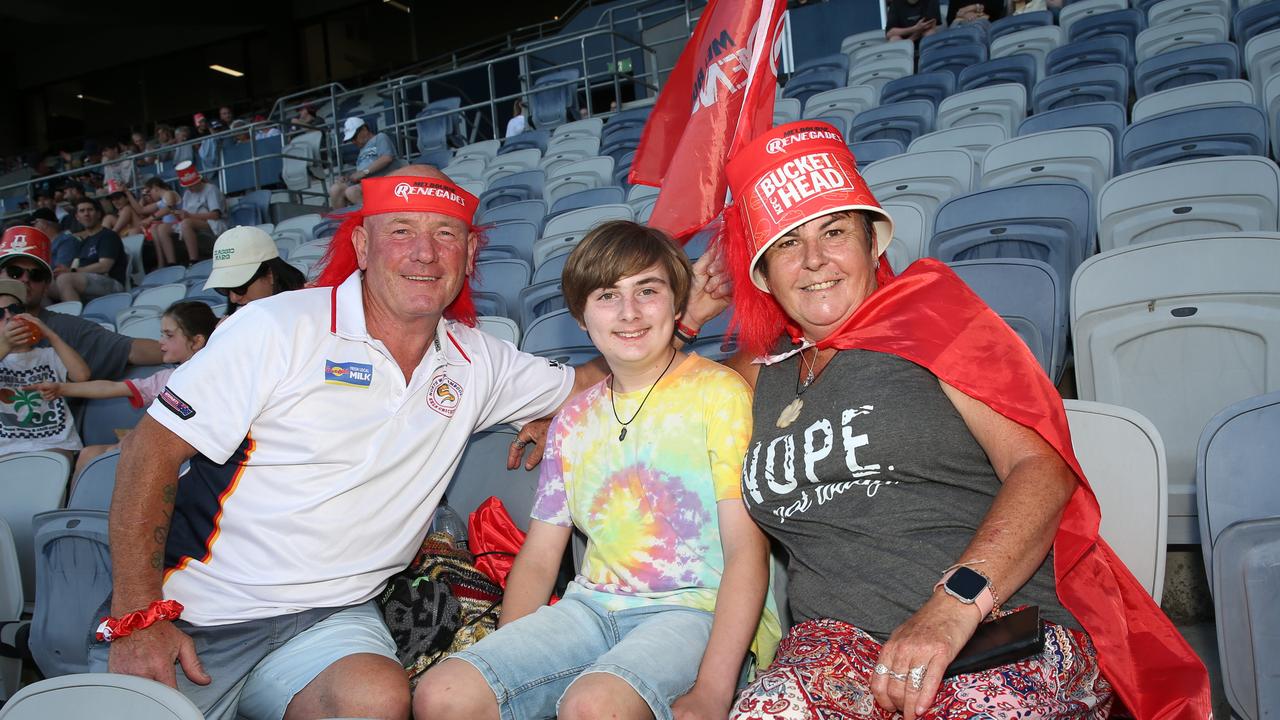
left=703, top=122, right=1210, bottom=719
left=202, top=226, right=306, bottom=314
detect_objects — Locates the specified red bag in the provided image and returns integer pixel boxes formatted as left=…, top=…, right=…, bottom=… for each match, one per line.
left=467, top=497, right=525, bottom=589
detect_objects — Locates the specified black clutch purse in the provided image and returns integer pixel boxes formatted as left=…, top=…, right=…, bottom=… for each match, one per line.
left=944, top=606, right=1045, bottom=678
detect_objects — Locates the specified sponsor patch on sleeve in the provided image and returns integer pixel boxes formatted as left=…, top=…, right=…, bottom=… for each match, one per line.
left=158, top=387, right=196, bottom=419
left=324, top=360, right=374, bottom=388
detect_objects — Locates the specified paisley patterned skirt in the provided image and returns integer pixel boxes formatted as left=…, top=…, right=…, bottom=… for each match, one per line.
left=731, top=616, right=1112, bottom=719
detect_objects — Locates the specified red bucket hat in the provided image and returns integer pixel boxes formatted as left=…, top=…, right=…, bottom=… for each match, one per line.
left=725, top=121, right=894, bottom=292
left=176, top=161, right=201, bottom=188
left=0, top=225, right=52, bottom=275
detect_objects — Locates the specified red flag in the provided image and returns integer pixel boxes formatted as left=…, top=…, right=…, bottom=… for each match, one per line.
left=629, top=0, right=786, bottom=241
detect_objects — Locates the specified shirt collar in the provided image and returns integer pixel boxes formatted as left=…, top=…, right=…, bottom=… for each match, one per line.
left=329, top=271, right=470, bottom=366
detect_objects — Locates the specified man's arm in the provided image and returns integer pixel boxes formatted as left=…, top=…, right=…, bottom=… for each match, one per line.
left=106, top=416, right=211, bottom=688
left=129, top=339, right=164, bottom=366
left=74, top=256, right=116, bottom=275
left=497, top=520, right=573, bottom=627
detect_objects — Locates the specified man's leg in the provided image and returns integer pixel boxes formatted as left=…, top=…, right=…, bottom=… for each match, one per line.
left=53, top=271, right=88, bottom=302
left=152, top=223, right=177, bottom=267
left=178, top=218, right=210, bottom=264
left=329, top=180, right=349, bottom=209
left=344, top=184, right=363, bottom=207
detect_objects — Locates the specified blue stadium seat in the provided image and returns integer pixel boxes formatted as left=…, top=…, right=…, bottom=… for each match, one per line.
left=880, top=72, right=957, bottom=109
left=1032, top=63, right=1130, bottom=112
left=949, top=258, right=1066, bottom=381
left=68, top=450, right=118, bottom=511
left=1235, top=0, right=1280, bottom=55
left=1018, top=100, right=1128, bottom=168
left=520, top=309, right=596, bottom=365
left=251, top=135, right=283, bottom=188
left=1133, top=43, right=1241, bottom=97
left=472, top=258, right=531, bottom=319
left=476, top=199, right=547, bottom=234
left=848, top=139, right=906, bottom=169
left=29, top=509, right=110, bottom=677
left=612, top=151, right=637, bottom=187
left=929, top=182, right=1094, bottom=307
left=529, top=68, right=580, bottom=130
left=920, top=24, right=987, bottom=54
left=480, top=221, right=538, bottom=265
left=849, top=100, right=935, bottom=147
left=601, top=107, right=651, bottom=146
left=782, top=67, right=846, bottom=108
left=415, top=97, right=463, bottom=153
left=793, top=52, right=850, bottom=76
left=219, top=140, right=255, bottom=194
left=990, top=10, right=1054, bottom=41
left=548, top=186, right=626, bottom=218
left=1068, top=8, right=1147, bottom=45
left=79, top=367, right=156, bottom=446
left=1119, top=103, right=1268, bottom=172
left=478, top=170, right=545, bottom=213
left=498, top=128, right=550, bottom=155
left=1046, top=35, right=1133, bottom=75
left=601, top=131, right=642, bottom=163
left=958, top=54, right=1038, bottom=95
left=80, top=292, right=132, bottom=327
left=415, top=146, right=453, bottom=168
left=919, top=43, right=989, bottom=80
left=444, top=428, right=542, bottom=532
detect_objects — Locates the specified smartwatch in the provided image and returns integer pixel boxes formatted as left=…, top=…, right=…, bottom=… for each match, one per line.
left=936, top=566, right=996, bottom=618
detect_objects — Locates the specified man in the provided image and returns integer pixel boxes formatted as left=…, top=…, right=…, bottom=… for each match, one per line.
left=50, top=199, right=127, bottom=302
left=59, top=183, right=87, bottom=233
left=30, top=207, right=79, bottom=271
left=171, top=126, right=196, bottom=168
left=194, top=113, right=211, bottom=137
left=0, top=226, right=163, bottom=378
left=101, top=140, right=137, bottom=191
left=885, top=0, right=940, bottom=41
left=97, top=165, right=605, bottom=720
left=152, top=162, right=226, bottom=266
left=329, top=117, right=397, bottom=209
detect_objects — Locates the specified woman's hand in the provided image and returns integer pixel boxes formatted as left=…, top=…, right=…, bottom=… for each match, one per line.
left=869, top=592, right=982, bottom=720
left=672, top=685, right=732, bottom=720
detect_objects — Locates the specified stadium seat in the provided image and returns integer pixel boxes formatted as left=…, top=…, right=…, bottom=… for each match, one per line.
left=0, top=452, right=70, bottom=610
left=472, top=259, right=531, bottom=319
left=930, top=182, right=1093, bottom=310
left=600, top=107, right=651, bottom=146
left=28, top=509, right=110, bottom=678
left=454, top=139, right=501, bottom=165
left=879, top=72, right=956, bottom=109
left=139, top=266, right=186, bottom=288
left=1245, top=27, right=1280, bottom=99
left=882, top=201, right=928, bottom=273
left=1059, top=0, right=1129, bottom=38
left=783, top=65, right=847, bottom=107
left=534, top=206, right=634, bottom=268
left=478, top=169, right=545, bottom=213
left=863, top=149, right=974, bottom=244
left=936, top=83, right=1027, bottom=137
left=544, top=157, right=615, bottom=208
left=0, top=518, right=24, bottom=703
left=1234, top=0, right=1280, bottom=55
left=1131, top=79, right=1257, bottom=123
left=1068, top=8, right=1147, bottom=46
left=1146, top=0, right=1229, bottom=25
left=476, top=315, right=520, bottom=346
left=848, top=100, right=935, bottom=147
left=950, top=258, right=1065, bottom=380
left=1097, top=156, right=1280, bottom=251
left=1133, top=42, right=1241, bottom=97
left=118, top=314, right=162, bottom=340
left=1063, top=401, right=1168, bottom=600
left=1119, top=103, right=1268, bottom=172
left=0, top=672, right=204, bottom=719
left=920, top=24, right=987, bottom=55
left=442, top=157, right=486, bottom=182
left=520, top=309, right=597, bottom=365
left=1032, top=63, right=1130, bottom=113
left=44, top=301, right=81, bottom=316
left=841, top=28, right=888, bottom=59
left=68, top=449, right=118, bottom=511
left=499, top=128, right=550, bottom=155
left=529, top=69, right=580, bottom=130
left=990, top=10, right=1053, bottom=42
left=548, top=118, right=603, bottom=148
left=1209, top=517, right=1280, bottom=720
left=1045, top=35, right=1133, bottom=75
left=1017, top=101, right=1128, bottom=169
left=773, top=97, right=802, bottom=126
left=908, top=124, right=1008, bottom=182
left=1071, top=232, right=1280, bottom=542
left=852, top=41, right=914, bottom=67
left=415, top=97, right=462, bottom=153
left=415, top=146, right=453, bottom=169
left=803, top=86, right=878, bottom=136
left=988, top=26, right=1063, bottom=80
left=845, top=54, right=914, bottom=94
left=519, top=278, right=567, bottom=328
left=80, top=293, right=132, bottom=326
left=1134, top=15, right=1228, bottom=64
left=548, top=186, right=626, bottom=219
left=483, top=148, right=543, bottom=185
left=847, top=139, right=906, bottom=169
left=132, top=284, right=187, bottom=312
left=444, top=427, right=543, bottom=533
left=981, top=126, right=1113, bottom=197
left=958, top=55, right=1038, bottom=96
left=476, top=199, right=547, bottom=233
left=919, top=43, right=989, bottom=80
left=79, top=366, right=157, bottom=446
left=539, top=146, right=600, bottom=178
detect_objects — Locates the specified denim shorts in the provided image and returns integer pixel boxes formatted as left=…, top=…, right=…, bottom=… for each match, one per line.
left=451, top=592, right=714, bottom=720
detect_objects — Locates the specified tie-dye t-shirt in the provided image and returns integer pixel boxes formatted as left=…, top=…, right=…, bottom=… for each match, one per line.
left=532, top=353, right=781, bottom=666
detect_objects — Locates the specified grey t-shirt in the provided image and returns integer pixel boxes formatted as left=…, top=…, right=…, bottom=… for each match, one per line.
left=40, top=309, right=135, bottom=380
left=180, top=183, right=227, bottom=236
left=744, top=348, right=1077, bottom=641
left=356, top=132, right=397, bottom=176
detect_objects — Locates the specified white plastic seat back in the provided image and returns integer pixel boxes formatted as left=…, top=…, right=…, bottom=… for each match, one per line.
left=1211, top=518, right=1280, bottom=720
left=1245, top=28, right=1280, bottom=100
left=541, top=203, right=634, bottom=239
left=1071, top=233, right=1280, bottom=543
left=936, top=84, right=1027, bottom=137
left=1131, top=79, right=1258, bottom=123
left=545, top=156, right=615, bottom=208
left=454, top=139, right=500, bottom=163
left=847, top=54, right=915, bottom=93
left=988, top=25, right=1064, bottom=79
left=802, top=85, right=878, bottom=133
left=45, top=301, right=82, bottom=316
left=481, top=148, right=543, bottom=184
left=862, top=149, right=974, bottom=243
left=907, top=124, right=1008, bottom=186
left=773, top=98, right=802, bottom=126
left=981, top=127, right=1113, bottom=197
left=0, top=672, right=204, bottom=720
left=853, top=40, right=914, bottom=65
left=0, top=517, right=21, bottom=702
left=442, top=157, right=486, bottom=181
left=1064, top=400, right=1168, bottom=601
left=549, top=118, right=604, bottom=145
left=1135, top=15, right=1228, bottom=64
left=477, top=315, right=521, bottom=346
left=1147, top=0, right=1231, bottom=26
left=0, top=452, right=70, bottom=609
left=132, top=283, right=186, bottom=311
left=1060, top=0, right=1128, bottom=36
left=1097, top=156, right=1280, bottom=251
left=841, top=28, right=887, bottom=58
left=1265, top=74, right=1280, bottom=158
left=881, top=202, right=928, bottom=274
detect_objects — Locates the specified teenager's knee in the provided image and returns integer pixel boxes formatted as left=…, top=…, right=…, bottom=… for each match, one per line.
left=414, top=658, right=500, bottom=720
left=559, top=673, right=653, bottom=720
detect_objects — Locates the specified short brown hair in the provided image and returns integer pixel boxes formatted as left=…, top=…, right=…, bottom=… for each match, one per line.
left=561, top=220, right=693, bottom=323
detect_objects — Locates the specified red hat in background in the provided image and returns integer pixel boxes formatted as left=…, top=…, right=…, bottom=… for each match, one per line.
left=176, top=161, right=201, bottom=188
left=193, top=112, right=207, bottom=125
left=725, top=121, right=894, bottom=292
left=0, top=225, right=53, bottom=274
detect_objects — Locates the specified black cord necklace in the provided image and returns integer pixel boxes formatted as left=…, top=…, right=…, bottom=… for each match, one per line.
left=609, top=348, right=678, bottom=442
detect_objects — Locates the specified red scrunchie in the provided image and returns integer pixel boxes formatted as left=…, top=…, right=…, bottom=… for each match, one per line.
left=95, top=599, right=185, bottom=642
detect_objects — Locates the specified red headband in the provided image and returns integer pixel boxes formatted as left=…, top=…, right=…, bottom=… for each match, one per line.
left=359, top=176, right=479, bottom=225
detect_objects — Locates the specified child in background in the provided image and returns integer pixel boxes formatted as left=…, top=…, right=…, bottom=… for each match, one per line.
left=415, top=221, right=780, bottom=720
left=27, top=301, right=217, bottom=481
left=1, top=278, right=89, bottom=460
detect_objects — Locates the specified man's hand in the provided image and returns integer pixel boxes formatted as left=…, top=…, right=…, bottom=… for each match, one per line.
left=507, top=417, right=551, bottom=470
left=108, top=621, right=212, bottom=689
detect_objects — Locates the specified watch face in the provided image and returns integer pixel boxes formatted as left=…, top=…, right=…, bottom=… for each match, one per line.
left=946, top=567, right=988, bottom=601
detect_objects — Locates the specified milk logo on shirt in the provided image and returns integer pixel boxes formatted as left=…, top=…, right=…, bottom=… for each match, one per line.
left=427, top=372, right=463, bottom=417
left=752, top=151, right=854, bottom=223
left=324, top=360, right=373, bottom=388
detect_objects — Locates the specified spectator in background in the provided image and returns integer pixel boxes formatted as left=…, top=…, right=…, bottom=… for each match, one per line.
left=59, top=183, right=87, bottom=233
left=29, top=208, right=78, bottom=275
left=101, top=141, right=137, bottom=192
left=229, top=119, right=252, bottom=144
left=219, top=105, right=236, bottom=126
left=253, top=115, right=281, bottom=140
left=151, top=162, right=226, bottom=267
left=119, top=177, right=181, bottom=247
left=152, top=124, right=177, bottom=164
left=290, top=103, right=322, bottom=132
left=0, top=226, right=163, bottom=378
left=131, top=131, right=156, bottom=168
left=202, top=227, right=306, bottom=314
left=50, top=199, right=127, bottom=302
left=193, top=113, right=211, bottom=137
left=106, top=191, right=145, bottom=237
left=948, top=0, right=1005, bottom=24
left=506, top=98, right=527, bottom=138
left=328, top=117, right=397, bottom=209
left=886, top=0, right=940, bottom=40
left=172, top=126, right=195, bottom=168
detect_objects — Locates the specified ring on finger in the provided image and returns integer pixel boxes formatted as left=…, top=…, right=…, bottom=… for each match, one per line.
left=873, top=663, right=907, bottom=682
left=512, top=440, right=529, bottom=450
left=909, top=664, right=926, bottom=690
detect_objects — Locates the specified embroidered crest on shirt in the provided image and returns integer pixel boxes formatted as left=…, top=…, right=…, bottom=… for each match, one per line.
left=324, top=360, right=373, bottom=388
left=158, top=387, right=196, bottom=420
left=427, top=372, right=463, bottom=417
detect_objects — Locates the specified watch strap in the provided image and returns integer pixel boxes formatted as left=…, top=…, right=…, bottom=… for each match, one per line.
left=935, top=566, right=996, bottom=619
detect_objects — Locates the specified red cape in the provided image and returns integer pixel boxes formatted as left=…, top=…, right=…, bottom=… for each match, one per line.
left=805, top=259, right=1211, bottom=720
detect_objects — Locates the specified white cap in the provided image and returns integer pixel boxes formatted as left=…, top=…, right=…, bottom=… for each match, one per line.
left=342, top=116, right=367, bottom=142
left=204, top=226, right=279, bottom=290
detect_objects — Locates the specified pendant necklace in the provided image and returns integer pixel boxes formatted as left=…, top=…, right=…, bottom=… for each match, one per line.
left=777, top=347, right=822, bottom=429
left=610, top=349, right=678, bottom=441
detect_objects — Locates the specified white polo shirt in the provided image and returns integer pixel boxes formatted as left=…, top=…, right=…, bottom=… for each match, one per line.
left=148, top=272, right=574, bottom=626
